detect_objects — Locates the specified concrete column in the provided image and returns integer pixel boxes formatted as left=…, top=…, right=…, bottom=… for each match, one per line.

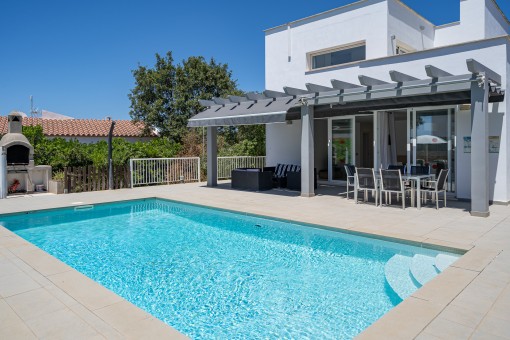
left=470, top=74, right=490, bottom=217
left=301, top=105, right=315, bottom=197
left=207, top=126, right=218, bottom=187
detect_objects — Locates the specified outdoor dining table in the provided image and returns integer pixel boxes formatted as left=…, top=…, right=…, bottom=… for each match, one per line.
left=400, top=174, right=436, bottom=209
left=372, top=173, right=436, bottom=209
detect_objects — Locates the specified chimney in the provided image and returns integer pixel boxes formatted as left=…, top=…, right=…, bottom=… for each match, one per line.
left=8, top=112, right=24, bottom=134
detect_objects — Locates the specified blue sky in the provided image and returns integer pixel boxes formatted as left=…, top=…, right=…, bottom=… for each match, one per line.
left=1, top=0, right=509, bottom=120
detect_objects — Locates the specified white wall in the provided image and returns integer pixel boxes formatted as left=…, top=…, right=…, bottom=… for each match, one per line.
left=435, top=0, right=510, bottom=48
left=456, top=103, right=507, bottom=203
left=387, top=0, right=434, bottom=53
left=265, top=0, right=389, bottom=90
left=266, top=122, right=302, bottom=166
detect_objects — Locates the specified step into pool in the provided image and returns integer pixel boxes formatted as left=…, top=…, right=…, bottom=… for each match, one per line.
left=0, top=199, right=461, bottom=339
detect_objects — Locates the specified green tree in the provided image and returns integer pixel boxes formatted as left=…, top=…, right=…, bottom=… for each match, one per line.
left=129, top=52, right=241, bottom=143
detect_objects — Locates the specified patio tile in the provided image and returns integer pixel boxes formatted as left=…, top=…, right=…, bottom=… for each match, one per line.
left=451, top=247, right=501, bottom=272
left=0, top=270, right=41, bottom=298
left=438, top=304, right=486, bottom=328
left=48, top=270, right=123, bottom=310
left=122, top=317, right=189, bottom=340
left=93, top=300, right=152, bottom=333
left=414, top=332, right=442, bottom=340
left=8, top=257, right=53, bottom=287
left=357, top=297, right=444, bottom=339
left=476, top=315, right=510, bottom=339
left=5, top=287, right=67, bottom=321
left=69, top=302, right=124, bottom=339
left=470, top=329, right=508, bottom=340
left=411, top=266, right=478, bottom=306
left=11, top=246, right=73, bottom=277
left=24, top=308, right=99, bottom=339
left=0, top=299, right=36, bottom=339
left=421, top=316, right=474, bottom=339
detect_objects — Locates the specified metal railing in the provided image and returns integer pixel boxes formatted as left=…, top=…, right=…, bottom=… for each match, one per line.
left=217, top=156, right=266, bottom=180
left=130, top=157, right=200, bottom=188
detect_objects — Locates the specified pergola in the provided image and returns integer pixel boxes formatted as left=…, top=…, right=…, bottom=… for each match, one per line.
left=188, top=59, right=504, bottom=217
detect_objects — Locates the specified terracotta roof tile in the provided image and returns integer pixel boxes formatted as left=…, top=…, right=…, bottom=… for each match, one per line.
left=0, top=117, right=154, bottom=138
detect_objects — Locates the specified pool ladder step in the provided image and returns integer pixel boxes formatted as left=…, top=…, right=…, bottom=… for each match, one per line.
left=384, top=253, right=459, bottom=301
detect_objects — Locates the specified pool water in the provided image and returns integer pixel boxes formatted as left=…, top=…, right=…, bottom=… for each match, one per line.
left=0, top=199, right=455, bottom=339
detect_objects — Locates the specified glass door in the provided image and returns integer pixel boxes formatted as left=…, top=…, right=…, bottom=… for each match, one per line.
left=328, top=117, right=355, bottom=182
left=408, top=108, right=455, bottom=191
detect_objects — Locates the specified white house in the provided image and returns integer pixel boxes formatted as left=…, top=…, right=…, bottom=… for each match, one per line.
left=190, top=0, right=509, bottom=217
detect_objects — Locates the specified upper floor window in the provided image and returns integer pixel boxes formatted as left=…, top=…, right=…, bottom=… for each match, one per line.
left=395, top=40, right=415, bottom=55
left=308, top=42, right=366, bottom=70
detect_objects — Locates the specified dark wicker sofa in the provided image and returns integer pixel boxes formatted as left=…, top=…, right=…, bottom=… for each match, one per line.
left=231, top=168, right=273, bottom=191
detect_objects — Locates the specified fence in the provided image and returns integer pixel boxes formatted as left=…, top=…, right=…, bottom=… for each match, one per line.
left=64, top=165, right=130, bottom=193
left=217, top=156, right=266, bottom=180
left=130, top=157, right=201, bottom=187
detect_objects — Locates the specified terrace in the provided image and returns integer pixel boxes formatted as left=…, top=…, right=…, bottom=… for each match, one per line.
left=0, top=182, right=509, bottom=339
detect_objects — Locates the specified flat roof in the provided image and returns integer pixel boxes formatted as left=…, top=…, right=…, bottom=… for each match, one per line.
left=264, top=0, right=510, bottom=33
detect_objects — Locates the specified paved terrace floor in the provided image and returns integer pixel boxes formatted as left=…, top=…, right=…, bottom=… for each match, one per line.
left=0, top=182, right=509, bottom=339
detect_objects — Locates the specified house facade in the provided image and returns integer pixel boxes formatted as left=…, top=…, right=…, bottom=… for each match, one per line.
left=189, top=0, right=508, bottom=217
left=264, top=0, right=509, bottom=205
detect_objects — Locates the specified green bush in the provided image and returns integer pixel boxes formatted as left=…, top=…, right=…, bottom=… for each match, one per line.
left=22, top=125, right=181, bottom=172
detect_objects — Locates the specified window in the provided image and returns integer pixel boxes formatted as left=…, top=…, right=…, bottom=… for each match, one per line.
left=395, top=41, right=415, bottom=55
left=308, top=42, right=366, bottom=70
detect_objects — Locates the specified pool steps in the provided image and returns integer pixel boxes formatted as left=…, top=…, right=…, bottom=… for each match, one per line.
left=385, top=253, right=458, bottom=300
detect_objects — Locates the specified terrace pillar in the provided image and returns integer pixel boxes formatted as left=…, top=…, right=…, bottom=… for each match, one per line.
left=301, top=104, right=315, bottom=197
left=207, top=126, right=218, bottom=187
left=470, top=74, right=490, bottom=217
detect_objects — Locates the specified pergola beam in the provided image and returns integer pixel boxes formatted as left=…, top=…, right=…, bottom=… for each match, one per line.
left=305, top=83, right=336, bottom=93
left=425, top=65, right=453, bottom=78
left=198, top=100, right=215, bottom=107
left=284, top=87, right=313, bottom=96
left=228, top=95, right=251, bottom=104
left=330, top=79, right=361, bottom=90
left=358, top=75, right=389, bottom=87
left=212, top=98, right=232, bottom=105
left=246, top=92, right=267, bottom=101
left=466, top=58, right=502, bottom=85
left=263, top=90, right=289, bottom=99
left=389, top=70, right=418, bottom=83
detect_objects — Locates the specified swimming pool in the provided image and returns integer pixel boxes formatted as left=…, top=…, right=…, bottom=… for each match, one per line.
left=0, top=199, right=460, bottom=339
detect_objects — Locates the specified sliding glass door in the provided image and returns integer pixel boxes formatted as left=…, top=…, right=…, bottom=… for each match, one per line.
left=407, top=108, right=455, bottom=191
left=328, top=117, right=354, bottom=182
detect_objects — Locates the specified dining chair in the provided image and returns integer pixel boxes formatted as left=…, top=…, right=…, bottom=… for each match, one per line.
left=421, top=169, right=449, bottom=209
left=344, top=164, right=356, bottom=199
left=379, top=169, right=414, bottom=209
left=410, top=165, right=430, bottom=175
left=354, top=168, right=378, bottom=206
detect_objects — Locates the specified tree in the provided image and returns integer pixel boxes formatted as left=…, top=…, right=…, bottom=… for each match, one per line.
left=129, top=52, right=241, bottom=143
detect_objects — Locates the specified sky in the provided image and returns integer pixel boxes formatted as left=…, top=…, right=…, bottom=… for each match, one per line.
left=1, top=0, right=509, bottom=120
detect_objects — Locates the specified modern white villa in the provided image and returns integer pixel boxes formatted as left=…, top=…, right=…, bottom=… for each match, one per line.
left=191, top=0, right=510, bottom=217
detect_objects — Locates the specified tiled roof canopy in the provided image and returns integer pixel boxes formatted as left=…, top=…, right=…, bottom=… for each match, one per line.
left=0, top=117, right=153, bottom=138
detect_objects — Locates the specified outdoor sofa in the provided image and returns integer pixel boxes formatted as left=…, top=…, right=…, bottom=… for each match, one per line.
left=231, top=168, right=273, bottom=191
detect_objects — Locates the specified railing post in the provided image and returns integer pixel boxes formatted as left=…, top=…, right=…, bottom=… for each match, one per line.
left=129, top=159, right=134, bottom=188
left=197, top=157, right=201, bottom=182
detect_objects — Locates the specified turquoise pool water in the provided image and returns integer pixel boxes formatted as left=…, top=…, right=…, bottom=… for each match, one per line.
left=1, top=199, right=455, bottom=339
